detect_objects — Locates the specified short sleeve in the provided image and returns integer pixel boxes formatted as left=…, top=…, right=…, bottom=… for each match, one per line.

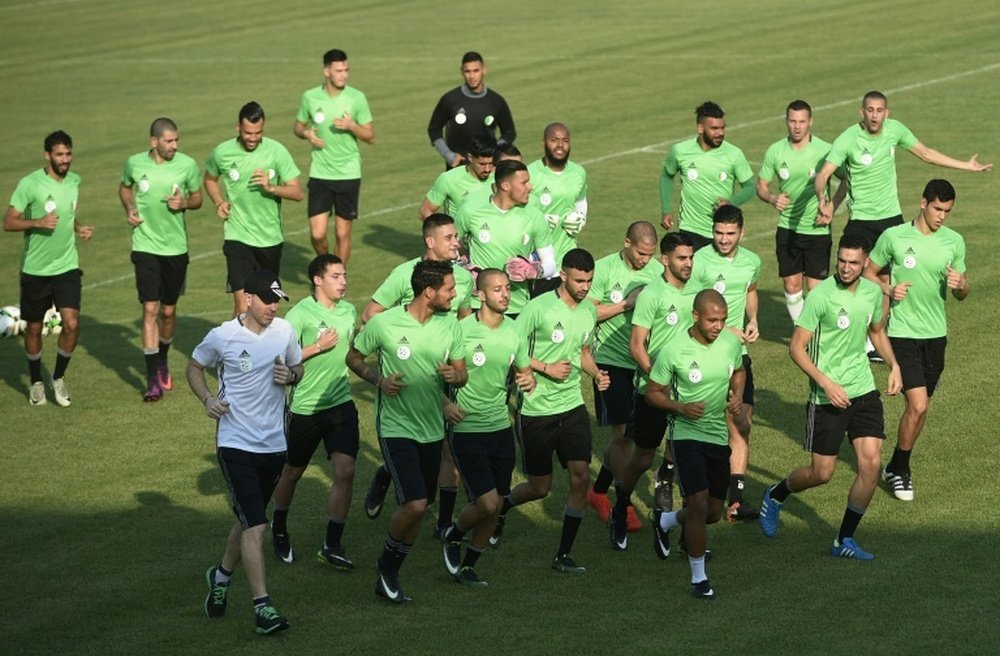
left=274, top=144, right=301, bottom=183
left=353, top=92, right=373, bottom=125
left=758, top=143, right=778, bottom=182
left=733, top=149, right=754, bottom=183
left=191, top=328, right=222, bottom=367
left=795, top=292, right=822, bottom=333
left=184, top=159, right=202, bottom=193
left=121, top=158, right=135, bottom=186
left=295, top=91, right=311, bottom=124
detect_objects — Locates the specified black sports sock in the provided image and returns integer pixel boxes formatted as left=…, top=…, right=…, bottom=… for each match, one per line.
left=613, top=484, right=631, bottom=512
left=771, top=479, right=793, bottom=503
left=271, top=508, right=289, bottom=534
left=728, top=474, right=745, bottom=504
left=253, top=595, right=270, bottom=610
left=592, top=465, right=613, bottom=494
left=27, top=355, right=42, bottom=384
left=888, top=448, right=912, bottom=475
left=52, top=351, right=71, bottom=380
left=838, top=505, right=865, bottom=542
left=438, top=486, right=458, bottom=527
left=144, top=351, right=159, bottom=381
left=557, top=509, right=584, bottom=555
left=444, top=524, right=465, bottom=543
left=158, top=339, right=172, bottom=366
left=461, top=546, right=483, bottom=568
left=500, top=494, right=514, bottom=516
left=325, top=517, right=345, bottom=548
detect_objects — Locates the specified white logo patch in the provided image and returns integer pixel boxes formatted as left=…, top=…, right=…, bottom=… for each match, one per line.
left=472, top=352, right=487, bottom=367
left=314, top=111, right=326, bottom=125
left=778, top=167, right=790, bottom=181
left=138, top=179, right=150, bottom=193
left=688, top=369, right=702, bottom=384
left=719, top=171, right=728, bottom=182
left=610, top=290, right=624, bottom=304
left=455, top=112, right=467, bottom=125
left=478, top=229, right=491, bottom=243
left=238, top=355, right=252, bottom=372
left=484, top=115, right=494, bottom=126
left=539, top=192, right=552, bottom=207
left=228, top=167, right=241, bottom=182
left=551, top=329, right=565, bottom=343
left=508, top=353, right=515, bottom=366
left=687, top=168, right=699, bottom=181
left=522, top=234, right=530, bottom=245
left=713, top=281, right=727, bottom=294
left=861, top=152, right=873, bottom=166
left=666, top=311, right=679, bottom=326
left=44, top=200, right=57, bottom=213
left=808, top=168, right=816, bottom=179
left=837, top=315, right=851, bottom=330
left=903, top=255, right=917, bottom=269
left=268, top=169, right=276, bottom=180
left=396, top=346, right=411, bottom=360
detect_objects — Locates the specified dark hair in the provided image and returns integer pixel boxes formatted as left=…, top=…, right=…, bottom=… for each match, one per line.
left=660, top=232, right=695, bottom=254
left=468, top=134, right=497, bottom=159
left=422, top=213, right=455, bottom=238
left=838, top=232, right=870, bottom=254
left=412, top=260, right=453, bottom=296
left=494, top=159, right=527, bottom=186
left=475, top=267, right=507, bottom=292
left=696, top=101, right=724, bottom=121
left=712, top=204, right=744, bottom=228
left=239, top=101, right=265, bottom=124
left=862, top=90, right=887, bottom=105
left=493, top=142, right=521, bottom=166
left=308, top=254, right=344, bottom=288
left=562, top=248, right=595, bottom=273
left=323, top=49, right=348, bottom=65
left=44, top=130, right=72, bottom=152
left=922, top=178, right=956, bottom=204
left=786, top=99, right=812, bottom=115
left=461, top=51, right=483, bottom=65
left=150, top=117, right=177, bottom=138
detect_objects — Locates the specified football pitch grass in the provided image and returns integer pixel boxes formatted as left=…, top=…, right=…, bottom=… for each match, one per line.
left=1, top=0, right=998, bottom=653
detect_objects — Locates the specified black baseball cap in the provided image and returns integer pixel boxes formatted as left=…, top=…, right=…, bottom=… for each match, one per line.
left=244, top=270, right=289, bottom=303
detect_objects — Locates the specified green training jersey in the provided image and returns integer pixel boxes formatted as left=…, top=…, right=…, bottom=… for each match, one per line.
left=205, top=137, right=300, bottom=247
left=631, top=276, right=695, bottom=393
left=353, top=306, right=465, bottom=443
left=825, top=119, right=918, bottom=221
left=758, top=135, right=834, bottom=236
left=454, top=192, right=552, bottom=315
left=9, top=168, right=82, bottom=276
left=795, top=276, right=883, bottom=404
left=122, top=151, right=201, bottom=256
left=516, top=290, right=597, bottom=417
left=869, top=222, right=966, bottom=339
left=453, top=313, right=530, bottom=433
left=691, top=245, right=760, bottom=354
left=527, top=159, right=589, bottom=262
left=296, top=85, right=372, bottom=180
left=589, top=251, right=664, bottom=369
left=650, top=329, right=743, bottom=446
left=370, top=257, right=473, bottom=315
left=286, top=296, right=357, bottom=413
left=661, top=138, right=753, bottom=238
left=426, top=166, right=492, bottom=217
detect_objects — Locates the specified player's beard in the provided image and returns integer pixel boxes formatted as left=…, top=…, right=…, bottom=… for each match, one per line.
left=544, top=145, right=569, bottom=167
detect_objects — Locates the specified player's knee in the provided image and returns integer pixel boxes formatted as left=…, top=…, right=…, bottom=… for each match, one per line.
left=335, top=220, right=352, bottom=239
left=160, top=304, right=177, bottom=320
left=906, top=396, right=929, bottom=417
left=333, top=459, right=355, bottom=483
left=477, top=491, right=500, bottom=516
left=633, top=448, right=656, bottom=471
left=282, top=466, right=306, bottom=483
left=403, top=499, right=428, bottom=518
left=60, top=314, right=79, bottom=334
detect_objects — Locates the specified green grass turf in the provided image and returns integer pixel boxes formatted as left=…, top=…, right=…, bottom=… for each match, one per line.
left=1, top=0, right=999, bottom=653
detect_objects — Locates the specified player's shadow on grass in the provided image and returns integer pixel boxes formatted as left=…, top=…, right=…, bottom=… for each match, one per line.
left=168, top=315, right=229, bottom=365
left=277, top=239, right=316, bottom=289
left=758, top=288, right=794, bottom=348
left=360, top=222, right=419, bottom=261
left=0, top=338, right=33, bottom=397
left=80, top=313, right=144, bottom=391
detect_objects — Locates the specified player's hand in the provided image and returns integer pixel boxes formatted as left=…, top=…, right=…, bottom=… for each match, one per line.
left=165, top=187, right=186, bottom=211
left=204, top=396, right=230, bottom=419
left=967, top=154, right=992, bottom=172
left=660, top=213, right=674, bottom=231
left=726, top=389, right=743, bottom=415
left=816, top=199, right=834, bottom=226
left=37, top=212, right=59, bottom=230
left=333, top=113, right=356, bottom=131
left=713, top=197, right=731, bottom=210
left=623, top=286, right=643, bottom=312
left=886, top=365, right=902, bottom=396
left=514, top=369, right=536, bottom=394
left=305, top=127, right=326, bottom=149
left=315, top=328, right=339, bottom=353
left=378, top=372, right=407, bottom=395
left=449, top=154, right=464, bottom=168
left=251, top=169, right=273, bottom=193
left=772, top=192, right=791, bottom=211
left=593, top=369, right=611, bottom=391
left=443, top=401, right=466, bottom=425
left=273, top=355, right=295, bottom=385
left=743, top=319, right=760, bottom=343
left=126, top=208, right=142, bottom=227
left=75, top=224, right=94, bottom=241
left=562, top=211, right=587, bottom=237
left=436, top=361, right=462, bottom=384
left=681, top=401, right=705, bottom=420
left=945, top=265, right=967, bottom=290
left=889, top=282, right=912, bottom=302
left=506, top=256, right=540, bottom=282
left=543, top=360, right=572, bottom=381
left=544, top=213, right=561, bottom=230
left=216, top=201, right=232, bottom=219
left=822, top=380, right=851, bottom=409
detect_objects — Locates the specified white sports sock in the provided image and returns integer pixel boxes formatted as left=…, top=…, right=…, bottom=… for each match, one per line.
left=659, top=510, right=680, bottom=532
left=689, top=555, right=707, bottom=583
left=784, top=291, right=804, bottom=322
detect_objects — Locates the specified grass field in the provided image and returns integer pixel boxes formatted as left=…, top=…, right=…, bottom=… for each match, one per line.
left=1, top=0, right=999, bottom=653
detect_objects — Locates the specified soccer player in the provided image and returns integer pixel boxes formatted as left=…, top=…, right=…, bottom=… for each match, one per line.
left=814, top=90, right=991, bottom=255
left=659, top=102, right=755, bottom=250
left=527, top=122, right=589, bottom=295
left=454, top=159, right=556, bottom=317
left=494, top=248, right=609, bottom=574
left=647, top=289, right=745, bottom=599
left=757, top=100, right=846, bottom=321
left=4, top=130, right=93, bottom=407
left=269, top=254, right=359, bottom=569
left=440, top=269, right=536, bottom=587
left=585, top=221, right=662, bottom=541
left=690, top=206, right=761, bottom=521
left=346, top=260, right=467, bottom=603
left=293, top=48, right=375, bottom=262
left=188, top=270, right=303, bottom=635
left=615, top=233, right=697, bottom=545
left=428, top=51, right=516, bottom=169
left=865, top=179, right=969, bottom=501
left=119, top=117, right=203, bottom=401
left=419, top=135, right=496, bottom=220
left=204, top=101, right=303, bottom=317
left=759, top=234, right=902, bottom=560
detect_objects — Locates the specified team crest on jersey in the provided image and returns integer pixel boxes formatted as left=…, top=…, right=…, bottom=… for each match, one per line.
left=837, top=308, right=850, bottom=330
left=316, top=322, right=330, bottom=343
left=610, top=284, right=625, bottom=304
left=539, top=188, right=552, bottom=207
left=454, top=109, right=467, bottom=125
left=686, top=165, right=699, bottom=181
left=666, top=305, right=679, bottom=326
left=778, top=163, right=790, bottom=181
left=238, top=349, right=252, bottom=372
left=314, top=110, right=326, bottom=125
left=228, top=164, right=240, bottom=182
left=719, top=171, right=728, bottom=182
left=396, top=337, right=411, bottom=360
left=522, top=233, right=530, bottom=246
left=890, top=146, right=896, bottom=159
left=551, top=321, right=565, bottom=344
left=713, top=274, right=727, bottom=294
left=268, top=169, right=276, bottom=181
left=860, top=151, right=873, bottom=166
left=478, top=223, right=491, bottom=243
left=472, top=344, right=487, bottom=367
left=688, top=361, right=702, bottom=384
left=903, top=247, right=917, bottom=269
left=44, top=195, right=57, bottom=214
left=484, top=115, right=495, bottom=127
left=138, top=175, right=150, bottom=194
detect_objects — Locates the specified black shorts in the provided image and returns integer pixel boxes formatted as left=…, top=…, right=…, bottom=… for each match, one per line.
left=741, top=354, right=755, bottom=406
left=380, top=437, right=442, bottom=505
left=217, top=447, right=286, bottom=528
left=843, top=215, right=903, bottom=266
left=669, top=439, right=730, bottom=499
left=775, top=227, right=831, bottom=280
left=517, top=405, right=592, bottom=477
left=592, top=364, right=635, bottom=426
left=20, top=269, right=82, bottom=322
left=286, top=401, right=360, bottom=467
left=131, top=251, right=189, bottom=305
left=678, top=230, right=712, bottom=252
left=805, top=390, right=885, bottom=456
left=631, top=392, right=670, bottom=450
left=222, top=240, right=282, bottom=293
left=891, top=336, right=947, bottom=396
left=450, top=428, right=516, bottom=499
left=308, top=178, right=360, bottom=220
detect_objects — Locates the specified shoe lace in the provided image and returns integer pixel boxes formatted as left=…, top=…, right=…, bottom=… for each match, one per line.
left=211, top=583, right=228, bottom=604
left=257, top=605, right=279, bottom=620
